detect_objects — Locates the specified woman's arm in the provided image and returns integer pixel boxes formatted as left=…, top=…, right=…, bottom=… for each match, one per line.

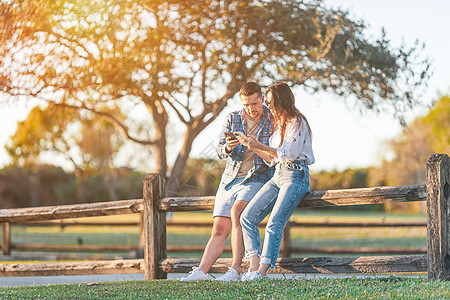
left=246, top=138, right=278, bottom=163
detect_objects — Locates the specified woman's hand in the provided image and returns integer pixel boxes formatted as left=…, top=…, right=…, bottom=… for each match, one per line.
left=246, top=137, right=261, bottom=150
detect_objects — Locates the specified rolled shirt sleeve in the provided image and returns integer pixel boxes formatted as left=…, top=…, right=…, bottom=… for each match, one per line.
left=270, top=119, right=315, bottom=165
left=217, top=115, right=232, bottom=159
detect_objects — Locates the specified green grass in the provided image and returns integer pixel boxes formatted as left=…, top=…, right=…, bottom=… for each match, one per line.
left=1, top=277, right=449, bottom=299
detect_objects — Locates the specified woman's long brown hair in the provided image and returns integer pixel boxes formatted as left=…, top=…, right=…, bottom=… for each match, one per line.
left=267, top=82, right=312, bottom=147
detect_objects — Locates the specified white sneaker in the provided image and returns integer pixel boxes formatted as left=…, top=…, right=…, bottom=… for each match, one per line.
left=241, top=271, right=262, bottom=282
left=180, top=267, right=210, bottom=281
left=215, top=267, right=241, bottom=281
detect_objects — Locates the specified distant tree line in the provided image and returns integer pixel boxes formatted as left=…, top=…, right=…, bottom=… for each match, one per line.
left=0, top=165, right=145, bottom=209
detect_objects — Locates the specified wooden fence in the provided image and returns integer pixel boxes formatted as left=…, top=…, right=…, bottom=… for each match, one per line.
left=0, top=153, right=449, bottom=280
left=1, top=220, right=427, bottom=256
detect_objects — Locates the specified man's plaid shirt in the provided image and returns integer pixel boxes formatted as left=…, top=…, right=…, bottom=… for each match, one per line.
left=216, top=105, right=274, bottom=187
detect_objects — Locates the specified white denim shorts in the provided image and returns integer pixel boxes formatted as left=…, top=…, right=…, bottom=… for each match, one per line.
left=212, top=178, right=264, bottom=218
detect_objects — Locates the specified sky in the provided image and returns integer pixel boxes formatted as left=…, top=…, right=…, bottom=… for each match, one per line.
left=0, top=0, right=449, bottom=172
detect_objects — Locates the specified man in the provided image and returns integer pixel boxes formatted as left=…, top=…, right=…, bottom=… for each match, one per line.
left=181, top=82, right=274, bottom=281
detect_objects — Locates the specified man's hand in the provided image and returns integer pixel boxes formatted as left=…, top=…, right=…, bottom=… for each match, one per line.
left=225, top=137, right=240, bottom=153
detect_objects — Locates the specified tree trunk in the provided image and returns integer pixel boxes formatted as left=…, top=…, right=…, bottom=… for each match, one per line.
left=151, top=128, right=167, bottom=177
left=165, top=83, right=242, bottom=196
left=145, top=98, right=168, bottom=179
left=74, top=168, right=87, bottom=204
left=29, top=173, right=39, bottom=207
left=103, top=169, right=119, bottom=202
left=166, top=122, right=206, bottom=197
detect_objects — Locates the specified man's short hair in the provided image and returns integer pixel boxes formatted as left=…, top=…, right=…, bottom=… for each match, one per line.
left=239, top=82, right=262, bottom=97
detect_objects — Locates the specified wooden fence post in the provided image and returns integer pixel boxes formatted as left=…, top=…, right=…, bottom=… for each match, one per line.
left=143, top=174, right=167, bottom=280
left=280, top=222, right=291, bottom=258
left=426, top=153, right=450, bottom=280
left=2, top=222, right=11, bottom=256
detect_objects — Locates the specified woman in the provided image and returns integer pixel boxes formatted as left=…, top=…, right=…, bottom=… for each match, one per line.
left=240, top=82, right=315, bottom=281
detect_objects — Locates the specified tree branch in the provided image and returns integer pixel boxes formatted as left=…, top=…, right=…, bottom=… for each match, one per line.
left=54, top=103, right=155, bottom=146
left=165, top=97, right=189, bottom=124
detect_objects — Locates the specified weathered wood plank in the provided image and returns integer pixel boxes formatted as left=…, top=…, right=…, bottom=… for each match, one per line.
left=0, top=259, right=144, bottom=277
left=289, top=221, right=426, bottom=227
left=290, top=247, right=427, bottom=254
left=165, top=245, right=426, bottom=255
left=19, top=221, right=140, bottom=226
left=143, top=174, right=167, bottom=280
left=0, top=255, right=427, bottom=277
left=0, top=185, right=425, bottom=221
left=159, top=184, right=426, bottom=211
left=16, top=220, right=426, bottom=227
left=426, top=153, right=450, bottom=280
left=164, top=221, right=426, bottom=228
left=1, top=222, right=11, bottom=255
left=0, top=199, right=143, bottom=223
left=161, top=255, right=427, bottom=274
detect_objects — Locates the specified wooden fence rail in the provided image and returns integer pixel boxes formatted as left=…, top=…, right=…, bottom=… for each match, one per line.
left=1, top=220, right=428, bottom=256
left=12, top=220, right=428, bottom=227
left=0, top=153, right=449, bottom=280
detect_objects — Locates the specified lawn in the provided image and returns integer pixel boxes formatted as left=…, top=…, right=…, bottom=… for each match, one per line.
left=1, top=277, right=449, bottom=299
left=1, top=210, right=443, bottom=299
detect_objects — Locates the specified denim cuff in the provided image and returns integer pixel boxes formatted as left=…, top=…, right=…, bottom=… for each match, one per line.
left=244, top=250, right=259, bottom=259
left=260, top=256, right=276, bottom=269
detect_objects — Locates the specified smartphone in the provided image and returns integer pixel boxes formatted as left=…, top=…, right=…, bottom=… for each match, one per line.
left=224, top=131, right=237, bottom=140
left=233, top=132, right=247, bottom=142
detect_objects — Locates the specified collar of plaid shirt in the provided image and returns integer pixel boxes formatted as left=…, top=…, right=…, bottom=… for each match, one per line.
left=237, top=105, right=272, bottom=137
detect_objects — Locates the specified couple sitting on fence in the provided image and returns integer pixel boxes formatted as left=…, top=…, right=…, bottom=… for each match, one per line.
left=181, top=82, right=315, bottom=282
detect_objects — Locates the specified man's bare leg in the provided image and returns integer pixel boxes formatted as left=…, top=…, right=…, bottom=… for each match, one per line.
left=230, top=200, right=249, bottom=273
left=198, top=216, right=232, bottom=273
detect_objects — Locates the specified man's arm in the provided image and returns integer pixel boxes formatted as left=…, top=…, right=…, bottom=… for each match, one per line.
left=217, top=113, right=240, bottom=159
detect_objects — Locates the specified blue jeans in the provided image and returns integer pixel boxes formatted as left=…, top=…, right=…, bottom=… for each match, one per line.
left=240, top=161, right=310, bottom=268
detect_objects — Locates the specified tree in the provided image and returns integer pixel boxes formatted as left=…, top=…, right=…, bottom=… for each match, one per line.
left=377, top=95, right=449, bottom=214
left=6, top=103, right=124, bottom=202
left=380, top=95, right=449, bottom=187
left=0, top=0, right=431, bottom=195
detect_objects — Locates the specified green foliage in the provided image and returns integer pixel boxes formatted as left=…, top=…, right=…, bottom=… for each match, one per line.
left=5, top=103, right=127, bottom=202
left=1, top=277, right=449, bottom=299
left=310, top=167, right=385, bottom=211
left=310, top=168, right=369, bottom=191
left=6, top=103, right=123, bottom=172
left=0, top=165, right=145, bottom=208
left=0, top=165, right=75, bottom=208
left=5, top=104, right=80, bottom=167
left=422, top=95, right=450, bottom=154
left=379, top=95, right=449, bottom=187
left=372, top=95, right=449, bottom=214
